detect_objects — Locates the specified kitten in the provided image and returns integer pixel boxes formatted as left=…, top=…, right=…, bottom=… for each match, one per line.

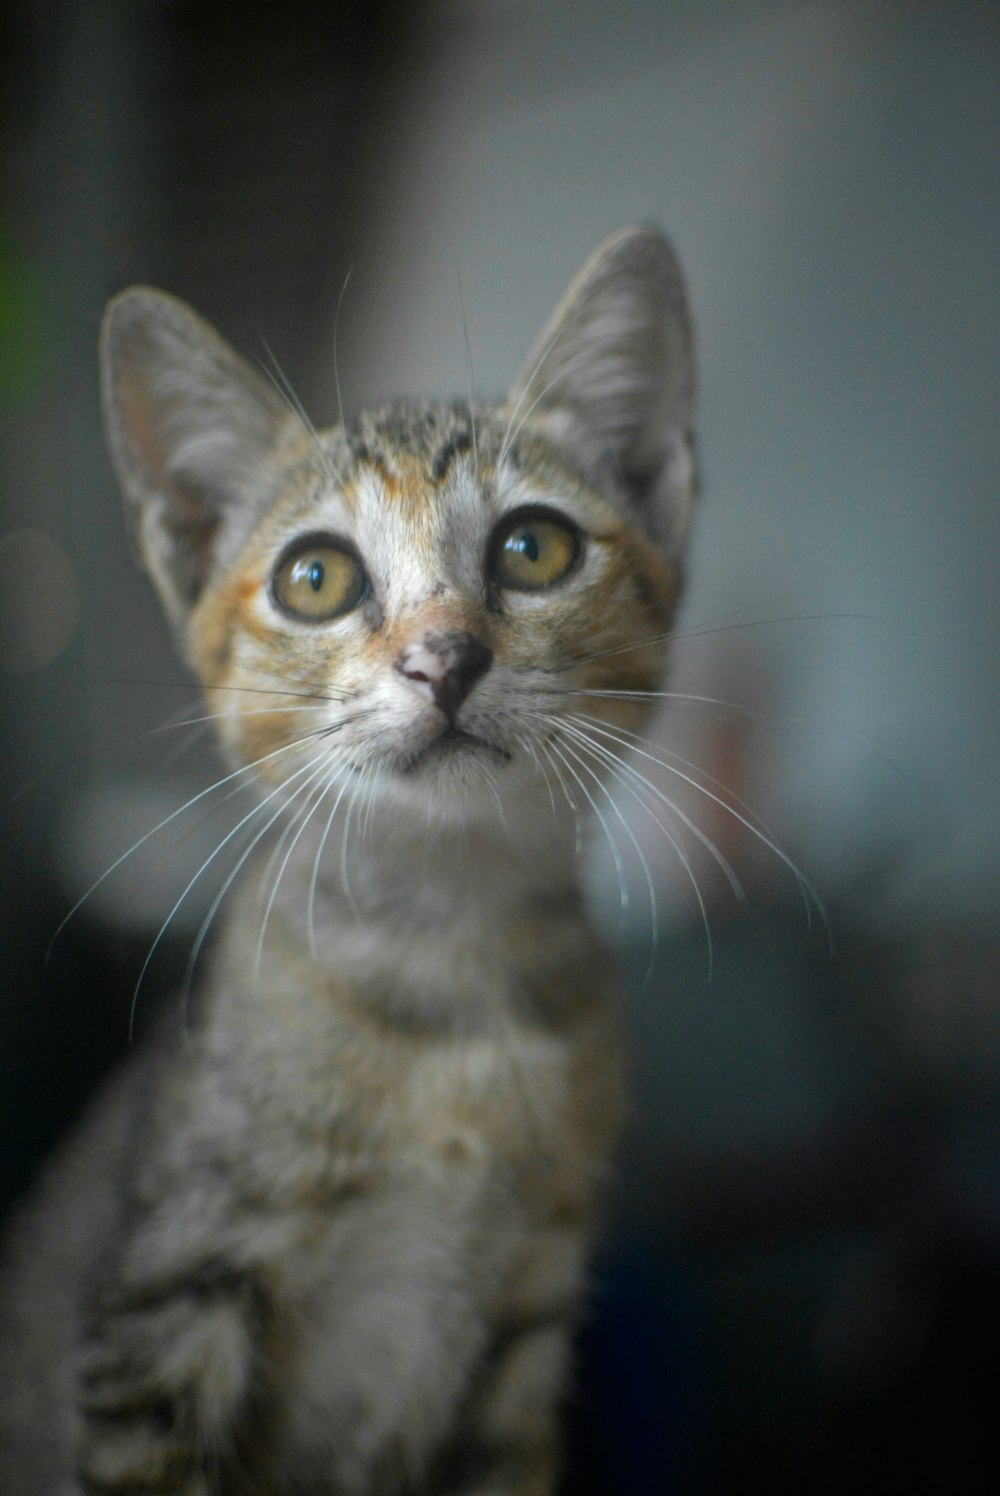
left=0, top=226, right=695, bottom=1494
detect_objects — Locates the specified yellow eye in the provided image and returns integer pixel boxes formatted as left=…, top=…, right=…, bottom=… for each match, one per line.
left=492, top=511, right=581, bottom=591
left=272, top=537, right=367, bottom=621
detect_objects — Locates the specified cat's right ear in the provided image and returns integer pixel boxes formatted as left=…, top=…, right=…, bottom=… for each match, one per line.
left=100, top=289, right=294, bottom=636
left=508, top=226, right=696, bottom=559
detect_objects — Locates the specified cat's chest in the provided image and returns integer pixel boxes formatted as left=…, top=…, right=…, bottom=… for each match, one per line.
left=204, top=994, right=618, bottom=1206
left=165, top=872, right=624, bottom=1276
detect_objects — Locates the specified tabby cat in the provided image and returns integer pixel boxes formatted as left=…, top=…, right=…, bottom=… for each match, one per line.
left=0, top=226, right=696, bottom=1494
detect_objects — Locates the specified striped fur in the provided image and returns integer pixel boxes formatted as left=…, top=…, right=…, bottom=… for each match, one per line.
left=0, top=227, right=696, bottom=1493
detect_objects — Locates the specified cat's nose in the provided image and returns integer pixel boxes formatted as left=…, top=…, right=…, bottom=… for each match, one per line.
left=395, top=630, right=493, bottom=720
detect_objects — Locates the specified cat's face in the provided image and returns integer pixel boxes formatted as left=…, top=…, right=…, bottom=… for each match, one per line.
left=186, top=402, right=679, bottom=824
left=101, top=227, right=696, bottom=832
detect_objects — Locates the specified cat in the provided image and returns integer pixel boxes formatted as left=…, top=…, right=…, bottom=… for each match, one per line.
left=0, top=225, right=696, bottom=1494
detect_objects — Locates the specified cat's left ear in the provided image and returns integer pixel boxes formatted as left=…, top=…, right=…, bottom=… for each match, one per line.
left=508, top=225, right=696, bottom=558
left=100, top=287, right=295, bottom=640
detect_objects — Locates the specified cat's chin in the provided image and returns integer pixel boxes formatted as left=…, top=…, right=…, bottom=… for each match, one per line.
left=394, top=727, right=512, bottom=778
left=364, top=735, right=547, bottom=834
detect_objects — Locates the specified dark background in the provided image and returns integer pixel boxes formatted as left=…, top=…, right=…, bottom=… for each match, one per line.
left=1, top=2, right=998, bottom=1490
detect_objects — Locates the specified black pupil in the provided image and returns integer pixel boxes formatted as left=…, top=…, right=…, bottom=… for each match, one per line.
left=512, top=529, right=540, bottom=563
left=306, top=559, right=325, bottom=592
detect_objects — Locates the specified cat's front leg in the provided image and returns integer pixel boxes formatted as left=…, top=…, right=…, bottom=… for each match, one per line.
left=74, top=1271, right=256, bottom=1493
left=429, top=1311, right=576, bottom=1496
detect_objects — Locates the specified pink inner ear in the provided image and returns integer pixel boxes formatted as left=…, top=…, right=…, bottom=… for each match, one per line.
left=119, top=380, right=172, bottom=492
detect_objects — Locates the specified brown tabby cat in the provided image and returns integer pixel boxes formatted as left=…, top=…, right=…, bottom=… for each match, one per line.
left=0, top=226, right=696, bottom=1493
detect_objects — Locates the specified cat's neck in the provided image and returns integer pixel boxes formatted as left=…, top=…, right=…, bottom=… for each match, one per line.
left=303, top=801, right=582, bottom=931
left=215, top=802, right=599, bottom=1037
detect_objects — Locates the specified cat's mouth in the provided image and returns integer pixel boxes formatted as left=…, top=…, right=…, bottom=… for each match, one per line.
left=396, top=726, right=511, bottom=775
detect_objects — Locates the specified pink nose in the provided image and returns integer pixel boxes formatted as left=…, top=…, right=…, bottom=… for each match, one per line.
left=395, top=630, right=493, bottom=721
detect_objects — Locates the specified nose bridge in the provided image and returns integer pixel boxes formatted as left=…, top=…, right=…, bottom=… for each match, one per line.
left=370, top=470, right=488, bottom=637
left=393, top=586, right=487, bottom=653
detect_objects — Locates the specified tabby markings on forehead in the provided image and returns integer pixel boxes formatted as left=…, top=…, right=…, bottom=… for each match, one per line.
left=348, top=402, right=475, bottom=459
left=428, top=430, right=473, bottom=484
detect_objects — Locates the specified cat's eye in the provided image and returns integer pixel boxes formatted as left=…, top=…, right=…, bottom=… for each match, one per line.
left=491, top=509, right=581, bottom=592
left=272, top=536, right=368, bottom=621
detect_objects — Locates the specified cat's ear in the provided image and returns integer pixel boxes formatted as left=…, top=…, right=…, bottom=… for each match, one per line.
left=100, top=288, right=294, bottom=633
left=508, top=225, right=696, bottom=557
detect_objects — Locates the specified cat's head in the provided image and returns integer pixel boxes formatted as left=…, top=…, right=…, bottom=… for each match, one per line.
left=100, top=227, right=696, bottom=832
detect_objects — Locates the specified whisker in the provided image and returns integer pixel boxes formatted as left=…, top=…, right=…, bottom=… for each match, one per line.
left=545, top=736, right=629, bottom=927
left=550, top=712, right=744, bottom=900
left=95, top=673, right=349, bottom=706
left=575, top=712, right=789, bottom=854
left=565, top=681, right=907, bottom=790
left=47, top=729, right=331, bottom=959
left=550, top=729, right=660, bottom=977
left=482, top=761, right=508, bottom=831
left=181, top=784, right=321, bottom=1026
left=365, top=756, right=387, bottom=847
left=221, top=665, right=355, bottom=703
left=566, top=685, right=764, bottom=719
left=332, top=263, right=354, bottom=434
left=671, top=611, right=879, bottom=644
left=258, top=338, right=347, bottom=494
left=498, top=357, right=569, bottom=471
left=516, top=733, right=559, bottom=825
left=339, top=760, right=367, bottom=918
left=307, top=771, right=355, bottom=963
left=254, top=752, right=340, bottom=919
left=253, top=752, right=352, bottom=981
left=550, top=716, right=717, bottom=977
left=594, top=713, right=820, bottom=934
left=455, top=264, right=479, bottom=483
left=149, top=746, right=332, bottom=1036
left=567, top=711, right=829, bottom=943
left=535, top=736, right=585, bottom=856
left=153, top=706, right=336, bottom=744
left=557, top=610, right=878, bottom=674
left=147, top=715, right=216, bottom=777
left=9, top=699, right=211, bottom=804
left=497, top=328, right=564, bottom=470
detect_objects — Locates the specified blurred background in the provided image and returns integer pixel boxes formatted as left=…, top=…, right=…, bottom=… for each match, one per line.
left=1, top=1, right=998, bottom=1489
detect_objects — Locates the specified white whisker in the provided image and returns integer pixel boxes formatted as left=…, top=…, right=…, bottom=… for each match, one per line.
left=338, top=760, right=367, bottom=919
left=497, top=328, right=564, bottom=470
left=549, top=715, right=715, bottom=977
left=545, top=735, right=629, bottom=927
left=517, top=733, right=559, bottom=825
left=568, top=711, right=829, bottom=942
left=363, top=757, right=387, bottom=847
left=255, top=756, right=334, bottom=917
left=549, top=728, right=660, bottom=976
left=566, top=685, right=762, bottom=716
left=455, top=264, right=479, bottom=483
left=258, top=339, right=347, bottom=494
left=536, top=736, right=585, bottom=856
left=332, top=264, right=354, bottom=434
left=551, top=712, right=743, bottom=899
left=134, top=745, right=331, bottom=1036
left=498, top=358, right=570, bottom=472
left=576, top=712, right=792, bottom=865
left=253, top=752, right=352, bottom=981
left=567, top=680, right=904, bottom=791
left=307, top=771, right=355, bottom=964
left=48, top=731, right=331, bottom=958
left=558, top=608, right=877, bottom=677
left=562, top=715, right=742, bottom=897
